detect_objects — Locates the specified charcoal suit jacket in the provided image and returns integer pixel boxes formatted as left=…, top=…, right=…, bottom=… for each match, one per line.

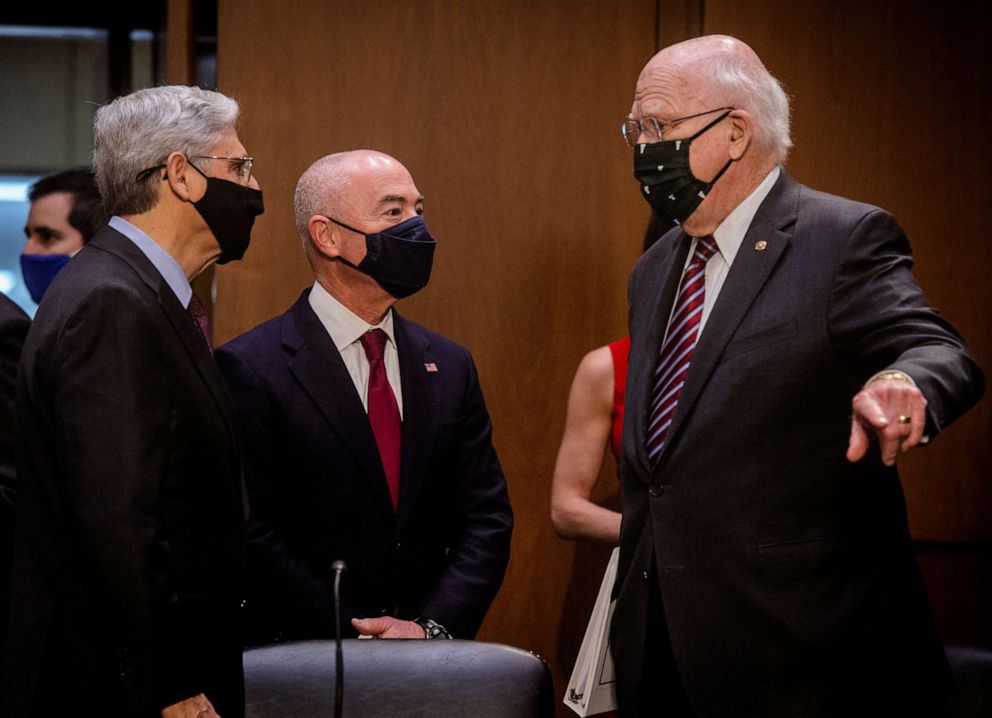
left=2, top=227, right=246, bottom=718
left=613, top=171, right=984, bottom=717
left=215, top=291, right=512, bottom=643
left=0, top=293, right=29, bottom=690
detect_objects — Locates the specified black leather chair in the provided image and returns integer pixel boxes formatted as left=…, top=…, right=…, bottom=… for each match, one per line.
left=244, top=639, right=554, bottom=717
left=946, top=644, right=992, bottom=718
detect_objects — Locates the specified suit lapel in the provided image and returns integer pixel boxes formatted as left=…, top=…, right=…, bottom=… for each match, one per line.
left=90, top=228, right=239, bottom=441
left=283, top=296, right=396, bottom=516
left=393, top=313, right=439, bottom=531
left=655, top=172, right=799, bottom=466
left=629, top=233, right=692, bottom=479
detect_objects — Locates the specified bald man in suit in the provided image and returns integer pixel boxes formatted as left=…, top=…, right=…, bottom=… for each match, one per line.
left=216, top=150, right=512, bottom=645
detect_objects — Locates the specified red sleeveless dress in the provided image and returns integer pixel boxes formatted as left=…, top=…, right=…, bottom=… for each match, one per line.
left=608, top=336, right=630, bottom=461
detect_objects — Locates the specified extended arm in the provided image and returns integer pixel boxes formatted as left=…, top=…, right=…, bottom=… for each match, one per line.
left=829, top=209, right=984, bottom=464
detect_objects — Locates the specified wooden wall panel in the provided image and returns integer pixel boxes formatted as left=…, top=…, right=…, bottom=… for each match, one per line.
left=216, top=1, right=657, bottom=707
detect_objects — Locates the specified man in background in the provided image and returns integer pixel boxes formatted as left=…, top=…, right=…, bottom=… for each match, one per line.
left=3, top=85, right=263, bottom=718
left=216, top=150, right=512, bottom=644
left=21, top=168, right=106, bottom=303
left=614, top=35, right=983, bottom=716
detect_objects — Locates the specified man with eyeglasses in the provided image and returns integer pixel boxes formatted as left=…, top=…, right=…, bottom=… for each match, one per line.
left=611, top=36, right=982, bottom=717
left=3, top=85, right=263, bottom=718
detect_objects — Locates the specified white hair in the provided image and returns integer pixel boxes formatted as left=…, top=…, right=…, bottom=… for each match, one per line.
left=294, top=152, right=358, bottom=251
left=93, top=85, right=240, bottom=215
left=695, top=52, right=793, bottom=164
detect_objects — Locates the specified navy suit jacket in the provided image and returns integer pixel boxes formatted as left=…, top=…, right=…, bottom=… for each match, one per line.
left=215, top=291, right=512, bottom=642
left=613, top=172, right=984, bottom=716
left=3, top=227, right=246, bottom=718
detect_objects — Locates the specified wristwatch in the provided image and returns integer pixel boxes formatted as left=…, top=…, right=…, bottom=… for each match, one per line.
left=414, top=617, right=452, bottom=640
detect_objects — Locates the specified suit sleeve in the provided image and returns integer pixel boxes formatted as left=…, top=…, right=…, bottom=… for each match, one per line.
left=50, top=286, right=200, bottom=711
left=215, top=343, right=360, bottom=638
left=0, top=304, right=29, bottom=514
left=419, top=350, right=513, bottom=638
left=827, top=208, right=984, bottom=434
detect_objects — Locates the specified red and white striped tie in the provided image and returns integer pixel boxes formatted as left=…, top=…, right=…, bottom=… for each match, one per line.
left=646, top=236, right=718, bottom=463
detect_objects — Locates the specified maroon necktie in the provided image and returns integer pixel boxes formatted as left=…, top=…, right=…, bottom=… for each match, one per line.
left=359, top=329, right=401, bottom=509
left=187, top=293, right=213, bottom=352
left=646, top=236, right=718, bottom=463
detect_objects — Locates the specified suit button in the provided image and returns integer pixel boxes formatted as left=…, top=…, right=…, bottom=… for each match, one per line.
left=642, top=571, right=649, bottom=582
left=648, top=484, right=663, bottom=496
left=381, top=608, right=390, bottom=615
left=395, top=541, right=402, bottom=550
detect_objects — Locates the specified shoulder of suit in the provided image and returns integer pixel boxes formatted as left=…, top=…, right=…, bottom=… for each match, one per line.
left=217, top=308, right=288, bottom=356
left=395, top=314, right=472, bottom=360
left=793, top=181, right=893, bottom=227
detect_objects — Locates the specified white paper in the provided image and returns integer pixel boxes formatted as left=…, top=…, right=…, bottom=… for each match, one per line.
left=563, top=547, right=619, bottom=716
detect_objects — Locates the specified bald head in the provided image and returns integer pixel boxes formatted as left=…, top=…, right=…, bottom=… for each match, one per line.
left=295, top=150, right=420, bottom=247
left=635, top=35, right=791, bottom=164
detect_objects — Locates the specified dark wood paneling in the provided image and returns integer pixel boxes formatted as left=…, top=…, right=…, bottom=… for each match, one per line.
left=216, top=1, right=656, bottom=709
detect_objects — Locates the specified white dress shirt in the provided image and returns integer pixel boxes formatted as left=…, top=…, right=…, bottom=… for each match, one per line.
left=679, top=166, right=781, bottom=335
left=308, top=281, right=404, bottom=417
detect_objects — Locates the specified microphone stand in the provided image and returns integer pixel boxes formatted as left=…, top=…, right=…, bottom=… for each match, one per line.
left=332, top=560, right=347, bottom=718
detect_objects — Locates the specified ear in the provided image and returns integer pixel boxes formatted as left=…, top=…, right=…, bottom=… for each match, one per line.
left=308, top=214, right=342, bottom=259
left=727, top=110, right=753, bottom=161
left=163, top=151, right=199, bottom=202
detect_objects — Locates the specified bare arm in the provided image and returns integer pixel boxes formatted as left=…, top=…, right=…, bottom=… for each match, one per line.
left=551, top=346, right=622, bottom=544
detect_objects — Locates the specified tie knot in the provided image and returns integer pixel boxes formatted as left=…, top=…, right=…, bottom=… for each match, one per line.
left=693, top=236, right=718, bottom=263
left=359, top=328, right=388, bottom=362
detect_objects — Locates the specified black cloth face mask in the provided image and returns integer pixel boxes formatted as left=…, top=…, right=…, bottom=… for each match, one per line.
left=189, top=163, right=265, bottom=264
left=329, top=215, right=437, bottom=299
left=633, top=109, right=734, bottom=226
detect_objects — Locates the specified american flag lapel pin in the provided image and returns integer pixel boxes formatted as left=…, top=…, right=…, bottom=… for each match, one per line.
left=424, top=362, right=438, bottom=373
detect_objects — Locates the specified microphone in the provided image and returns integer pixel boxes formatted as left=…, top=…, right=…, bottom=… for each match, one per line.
left=332, top=560, right=347, bottom=718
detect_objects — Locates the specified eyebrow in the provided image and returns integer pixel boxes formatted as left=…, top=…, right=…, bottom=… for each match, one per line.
left=24, top=224, right=60, bottom=237
left=378, top=194, right=425, bottom=205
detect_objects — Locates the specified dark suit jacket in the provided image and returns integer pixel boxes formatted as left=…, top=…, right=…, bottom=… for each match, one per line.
left=613, top=171, right=984, bottom=717
left=2, top=227, right=246, bottom=718
left=215, top=292, right=512, bottom=642
left=0, top=293, right=29, bottom=690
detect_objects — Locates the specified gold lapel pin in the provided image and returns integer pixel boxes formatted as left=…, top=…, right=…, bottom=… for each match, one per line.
left=754, top=240, right=767, bottom=251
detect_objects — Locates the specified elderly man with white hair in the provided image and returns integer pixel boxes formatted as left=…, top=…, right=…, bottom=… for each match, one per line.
left=216, top=150, right=512, bottom=646
left=3, top=85, right=263, bottom=718
left=613, top=35, right=983, bottom=716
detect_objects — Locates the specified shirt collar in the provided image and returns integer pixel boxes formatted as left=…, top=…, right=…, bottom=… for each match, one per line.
left=710, top=166, right=781, bottom=266
left=308, top=280, right=396, bottom=352
left=109, top=216, right=192, bottom=307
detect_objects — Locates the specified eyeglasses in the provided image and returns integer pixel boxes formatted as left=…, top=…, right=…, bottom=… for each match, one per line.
left=620, top=107, right=734, bottom=148
left=134, top=154, right=255, bottom=184
left=192, top=155, right=255, bottom=184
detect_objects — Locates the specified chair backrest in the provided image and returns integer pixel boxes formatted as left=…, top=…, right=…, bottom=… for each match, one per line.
left=946, top=644, right=992, bottom=718
left=244, top=639, right=554, bottom=717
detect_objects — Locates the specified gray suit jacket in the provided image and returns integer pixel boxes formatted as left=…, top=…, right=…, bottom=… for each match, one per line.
left=612, top=171, right=983, bottom=716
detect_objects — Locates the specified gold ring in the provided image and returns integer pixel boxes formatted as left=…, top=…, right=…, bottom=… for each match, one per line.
left=897, top=415, right=911, bottom=425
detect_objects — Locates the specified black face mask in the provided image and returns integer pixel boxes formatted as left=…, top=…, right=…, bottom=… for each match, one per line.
left=190, top=164, right=265, bottom=264
left=329, top=215, right=436, bottom=299
left=633, top=109, right=734, bottom=226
